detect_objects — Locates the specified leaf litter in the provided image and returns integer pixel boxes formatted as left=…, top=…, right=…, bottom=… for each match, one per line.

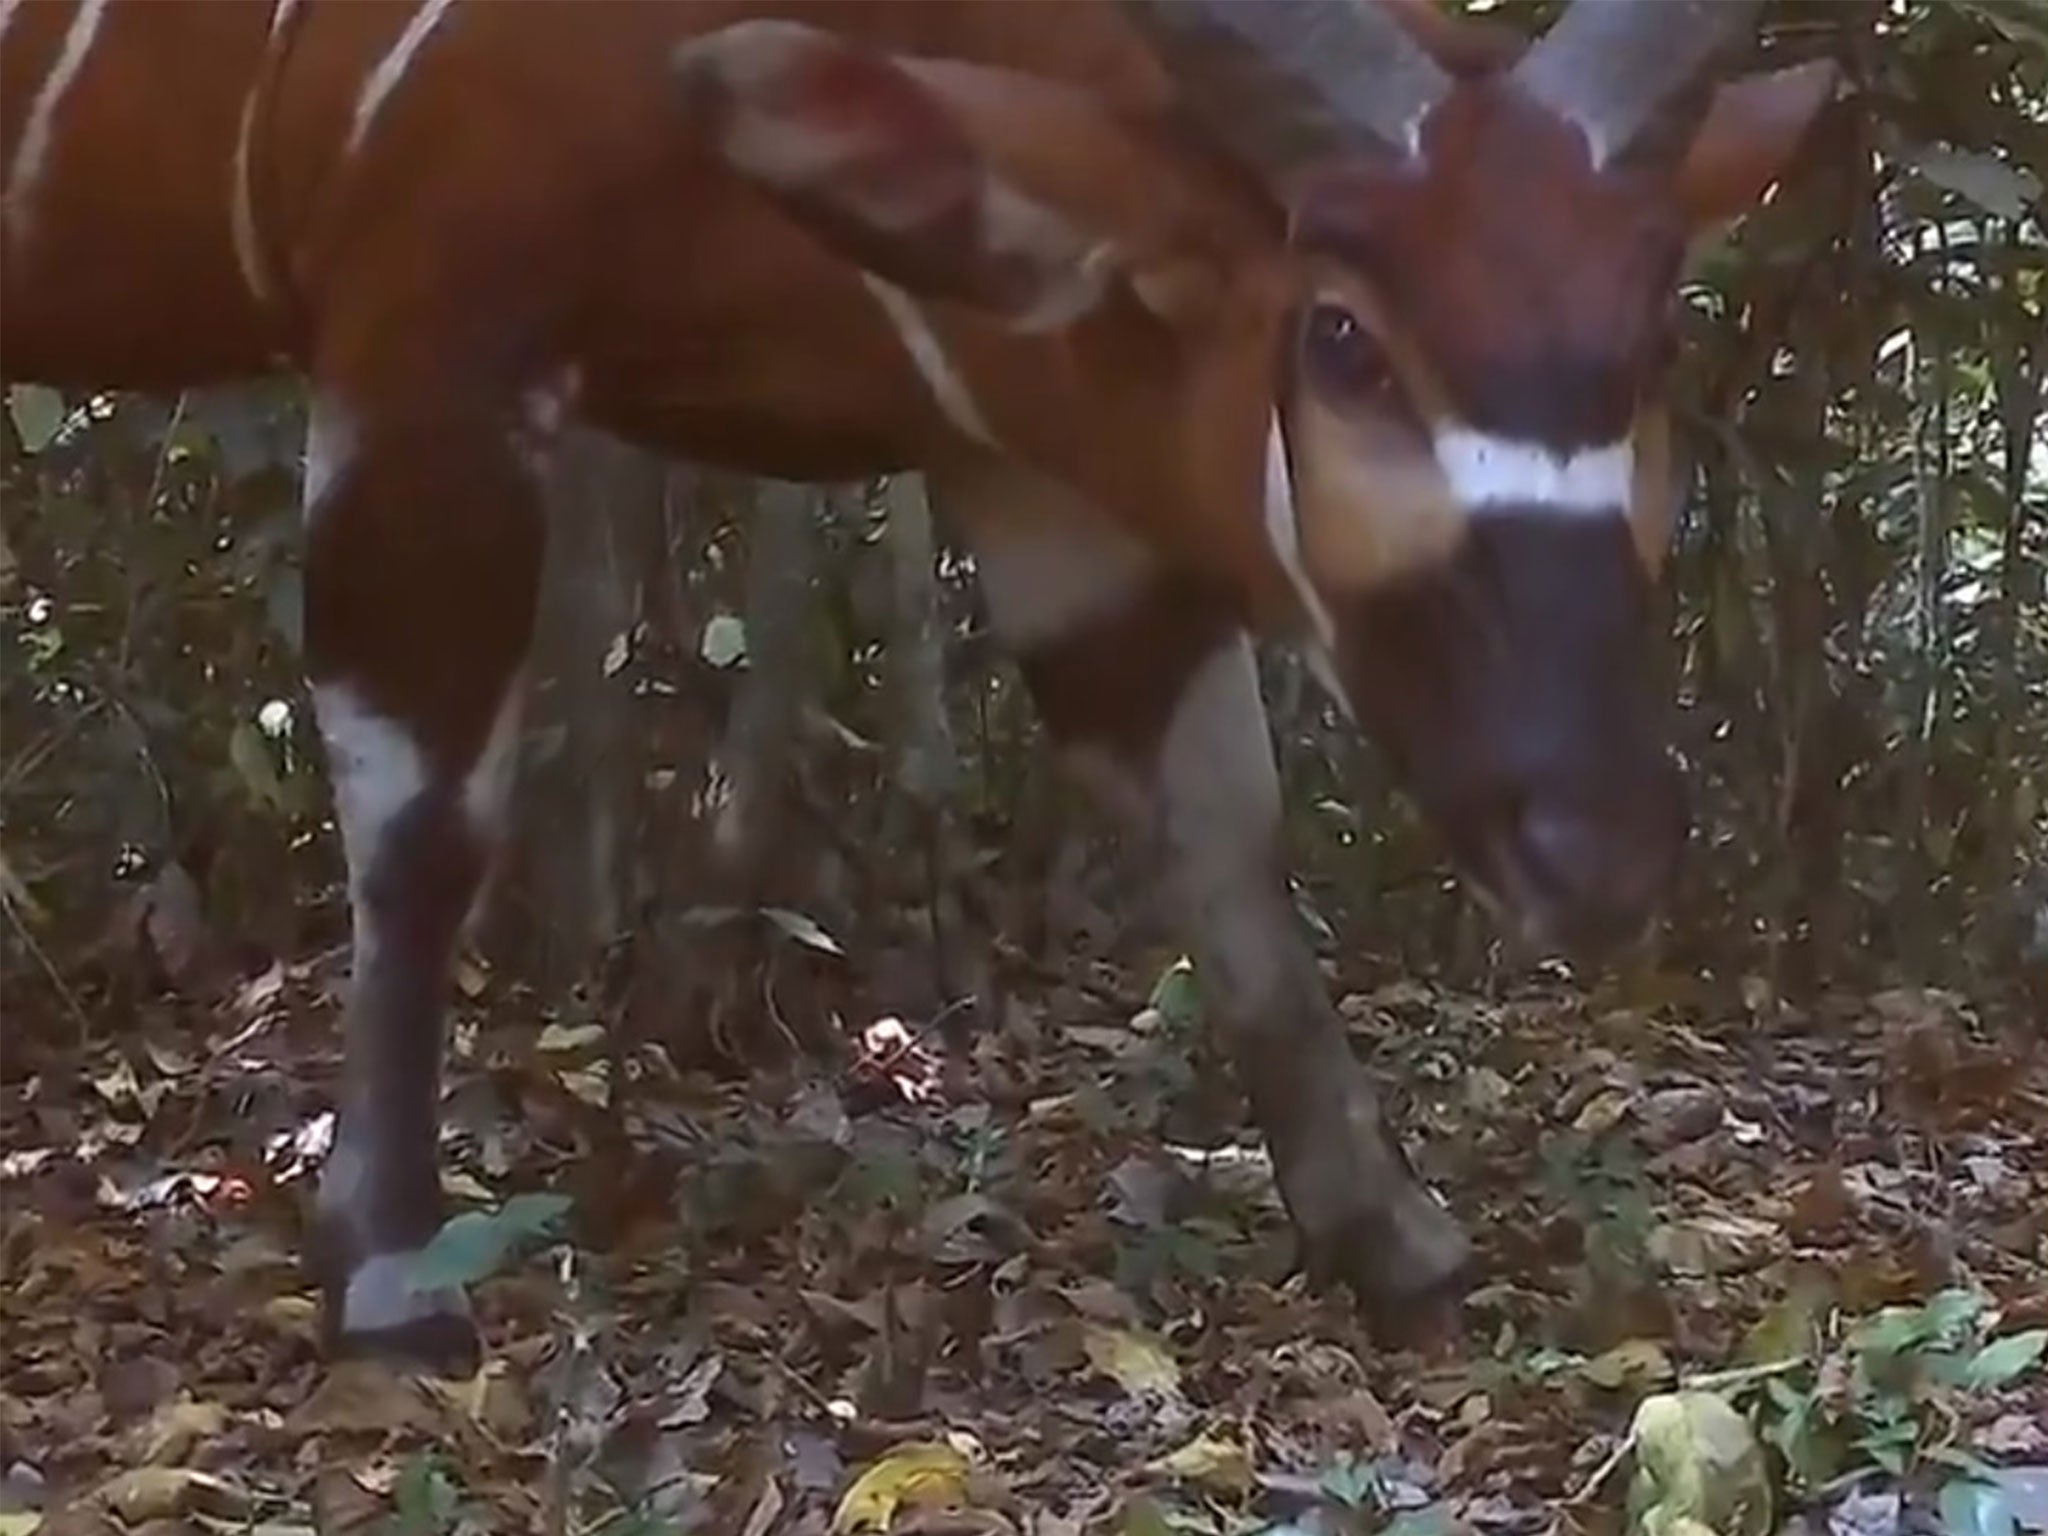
left=0, top=952, right=2042, bottom=1534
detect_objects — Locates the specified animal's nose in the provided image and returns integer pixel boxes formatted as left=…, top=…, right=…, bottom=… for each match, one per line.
left=1509, top=787, right=1680, bottom=958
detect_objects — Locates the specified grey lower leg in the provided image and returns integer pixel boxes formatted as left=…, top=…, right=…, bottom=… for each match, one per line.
left=304, top=393, right=543, bottom=1367
left=946, top=462, right=1471, bottom=1317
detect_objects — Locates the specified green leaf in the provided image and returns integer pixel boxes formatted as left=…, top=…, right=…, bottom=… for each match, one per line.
left=229, top=721, right=290, bottom=816
left=1315, top=1454, right=1384, bottom=1509
left=1923, top=1289, right=1985, bottom=1342
left=1906, top=143, right=2043, bottom=221
left=1146, top=957, right=1202, bottom=1030
left=7, top=384, right=67, bottom=452
left=700, top=612, right=748, bottom=668
left=406, top=1192, right=571, bottom=1291
left=1382, top=1509, right=1452, bottom=1536
left=1938, top=1476, right=2020, bottom=1536
left=1965, top=1328, right=2048, bottom=1389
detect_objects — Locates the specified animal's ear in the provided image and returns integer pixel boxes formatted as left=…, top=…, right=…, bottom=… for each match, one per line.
left=672, top=20, right=1119, bottom=330
left=1676, top=59, right=1837, bottom=228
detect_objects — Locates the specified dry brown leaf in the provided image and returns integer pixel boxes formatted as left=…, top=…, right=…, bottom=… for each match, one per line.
left=288, top=1361, right=440, bottom=1437
left=1574, top=1087, right=1634, bottom=1136
left=1081, top=1325, right=1180, bottom=1399
left=1582, top=1339, right=1674, bottom=1391
left=420, top=1359, right=533, bottom=1445
left=133, top=1392, right=228, bottom=1465
left=259, top=1293, right=321, bottom=1344
left=93, top=1466, right=243, bottom=1523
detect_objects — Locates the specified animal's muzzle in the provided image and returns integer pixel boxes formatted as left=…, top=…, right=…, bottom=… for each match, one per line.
left=1481, top=757, right=1685, bottom=957
left=1335, top=505, right=1683, bottom=960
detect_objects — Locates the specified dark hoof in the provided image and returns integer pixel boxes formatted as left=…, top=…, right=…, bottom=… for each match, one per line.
left=1301, top=1200, right=1477, bottom=1347
left=310, top=1226, right=481, bottom=1377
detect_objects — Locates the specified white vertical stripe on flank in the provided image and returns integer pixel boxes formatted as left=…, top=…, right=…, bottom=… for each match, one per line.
left=347, top=0, right=458, bottom=159
left=3, top=0, right=112, bottom=251
left=862, top=276, right=998, bottom=448
left=230, top=0, right=305, bottom=305
left=0, top=0, right=31, bottom=50
left=1433, top=428, right=1634, bottom=515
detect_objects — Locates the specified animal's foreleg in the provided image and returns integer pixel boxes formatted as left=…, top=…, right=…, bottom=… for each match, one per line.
left=302, top=391, right=545, bottom=1370
left=943, top=460, right=1472, bottom=1325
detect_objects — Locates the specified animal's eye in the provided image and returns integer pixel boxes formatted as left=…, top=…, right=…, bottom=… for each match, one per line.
left=1301, top=303, right=1395, bottom=404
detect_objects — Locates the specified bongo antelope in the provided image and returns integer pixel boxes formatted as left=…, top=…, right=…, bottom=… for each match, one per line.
left=0, top=0, right=1835, bottom=1367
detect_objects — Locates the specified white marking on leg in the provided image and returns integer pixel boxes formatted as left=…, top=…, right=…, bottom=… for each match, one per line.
left=863, top=277, right=998, bottom=448
left=1262, top=415, right=1337, bottom=648
left=1433, top=429, right=1633, bottom=515
left=347, top=0, right=459, bottom=159
left=339, top=1250, right=472, bottom=1334
left=303, top=393, right=359, bottom=518
left=2, top=0, right=112, bottom=251
left=313, top=682, right=427, bottom=909
left=230, top=0, right=306, bottom=307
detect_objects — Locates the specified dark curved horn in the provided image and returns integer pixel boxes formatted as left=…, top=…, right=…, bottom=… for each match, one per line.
left=1513, top=0, right=1765, bottom=166
left=1115, top=0, right=1452, bottom=173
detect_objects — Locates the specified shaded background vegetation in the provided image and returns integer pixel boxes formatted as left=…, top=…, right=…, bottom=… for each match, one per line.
left=2, top=0, right=2044, bottom=1059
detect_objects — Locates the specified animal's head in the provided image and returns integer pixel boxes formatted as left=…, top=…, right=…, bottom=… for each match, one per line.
left=671, top=0, right=1835, bottom=959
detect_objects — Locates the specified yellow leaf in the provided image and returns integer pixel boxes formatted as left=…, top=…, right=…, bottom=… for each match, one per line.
left=1082, top=1324, right=1181, bottom=1398
left=832, top=1441, right=972, bottom=1534
left=536, top=1022, right=606, bottom=1052
left=1583, top=1338, right=1673, bottom=1391
left=1145, top=1431, right=1253, bottom=1495
left=95, top=1466, right=242, bottom=1523
left=138, top=1392, right=229, bottom=1465
left=1627, top=1391, right=1772, bottom=1536
left=0, top=1515, right=43, bottom=1536
left=1573, top=1086, right=1633, bottom=1135
left=260, top=1294, right=321, bottom=1342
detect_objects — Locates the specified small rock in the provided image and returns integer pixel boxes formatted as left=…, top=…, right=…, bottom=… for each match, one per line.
left=1639, top=1085, right=1724, bottom=1150
left=1979, top=1413, right=2048, bottom=1458
left=1828, top=1486, right=1901, bottom=1536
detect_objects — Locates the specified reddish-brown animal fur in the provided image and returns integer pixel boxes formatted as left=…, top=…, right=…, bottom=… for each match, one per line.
left=1, top=0, right=1834, bottom=1368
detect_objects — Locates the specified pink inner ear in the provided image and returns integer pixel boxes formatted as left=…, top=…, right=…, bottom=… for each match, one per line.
left=676, top=20, right=982, bottom=227
left=674, top=21, right=1108, bottom=325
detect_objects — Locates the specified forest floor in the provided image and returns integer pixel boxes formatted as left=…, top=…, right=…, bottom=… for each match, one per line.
left=2, top=937, right=2045, bottom=1536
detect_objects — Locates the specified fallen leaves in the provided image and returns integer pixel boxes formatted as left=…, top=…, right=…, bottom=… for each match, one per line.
left=1143, top=1429, right=1253, bottom=1496
left=833, top=1440, right=974, bottom=1533
left=1626, top=1391, right=1772, bottom=1536
left=1, top=951, right=2041, bottom=1532
left=1080, top=1325, right=1181, bottom=1400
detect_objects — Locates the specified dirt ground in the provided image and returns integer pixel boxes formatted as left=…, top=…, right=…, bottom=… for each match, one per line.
left=2, top=943, right=2044, bottom=1535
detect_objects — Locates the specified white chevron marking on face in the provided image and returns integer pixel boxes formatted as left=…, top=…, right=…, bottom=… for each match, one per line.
left=1434, top=429, right=1633, bottom=515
